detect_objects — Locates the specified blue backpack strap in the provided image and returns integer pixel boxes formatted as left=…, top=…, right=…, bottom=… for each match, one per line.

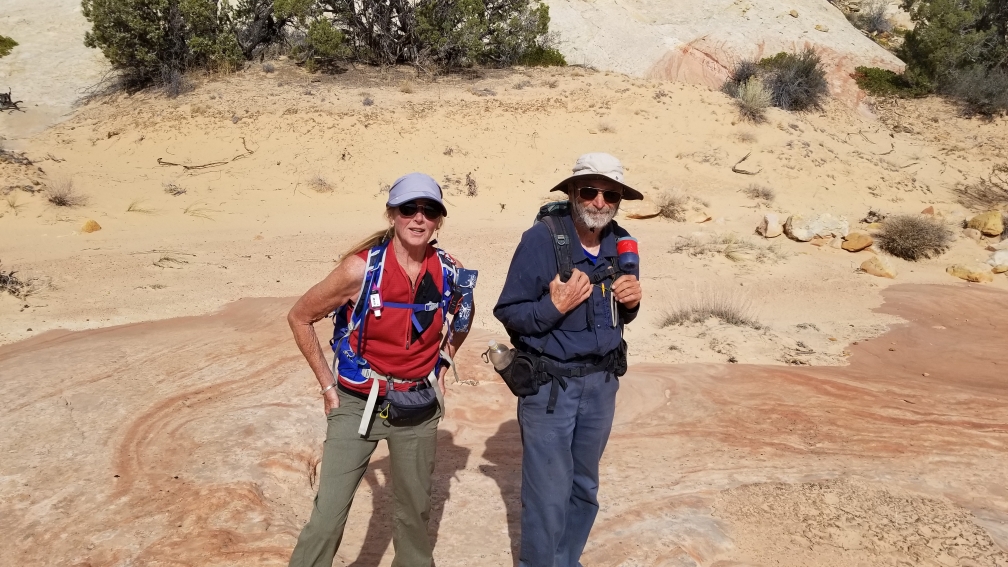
left=331, top=241, right=389, bottom=353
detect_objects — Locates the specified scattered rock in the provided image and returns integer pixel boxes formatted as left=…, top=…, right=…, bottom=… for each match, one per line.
left=988, top=250, right=1008, bottom=268
left=993, top=265, right=1008, bottom=274
left=789, top=9, right=798, bottom=17
left=815, top=24, right=829, bottom=32
left=963, top=228, right=982, bottom=242
left=757, top=213, right=783, bottom=238
left=829, top=236, right=843, bottom=249
left=622, top=197, right=661, bottom=220
left=946, top=264, right=993, bottom=283
left=81, top=220, right=102, bottom=233
left=785, top=213, right=849, bottom=242
left=966, top=211, right=1004, bottom=237
left=842, top=231, right=874, bottom=252
left=860, top=255, right=896, bottom=279
left=920, top=206, right=935, bottom=215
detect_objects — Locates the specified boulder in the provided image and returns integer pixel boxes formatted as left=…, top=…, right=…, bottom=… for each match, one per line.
left=988, top=250, right=1008, bottom=268
left=966, top=211, right=1004, bottom=237
left=757, top=213, right=783, bottom=238
left=946, top=264, right=994, bottom=283
left=963, top=228, right=982, bottom=242
left=842, top=231, right=874, bottom=252
left=81, top=220, right=101, bottom=233
left=860, top=255, right=896, bottom=279
left=784, top=213, right=849, bottom=242
left=920, top=206, right=935, bottom=215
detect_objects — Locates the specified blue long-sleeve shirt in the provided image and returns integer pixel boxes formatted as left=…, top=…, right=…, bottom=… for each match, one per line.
left=493, top=212, right=639, bottom=362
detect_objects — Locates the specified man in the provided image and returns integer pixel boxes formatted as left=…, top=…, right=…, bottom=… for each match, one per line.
left=494, top=153, right=644, bottom=567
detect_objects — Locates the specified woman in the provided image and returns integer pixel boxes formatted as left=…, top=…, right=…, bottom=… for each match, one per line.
left=286, top=172, right=474, bottom=567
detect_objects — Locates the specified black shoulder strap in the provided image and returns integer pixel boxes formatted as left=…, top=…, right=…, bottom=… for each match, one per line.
left=539, top=215, right=573, bottom=283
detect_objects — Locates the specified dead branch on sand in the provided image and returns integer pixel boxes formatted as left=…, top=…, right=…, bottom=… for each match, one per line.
left=731, top=152, right=762, bottom=175
left=1, top=89, right=24, bottom=113
left=158, top=137, right=255, bottom=170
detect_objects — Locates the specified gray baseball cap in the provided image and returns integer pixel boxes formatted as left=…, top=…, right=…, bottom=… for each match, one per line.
left=386, top=172, right=448, bottom=217
left=549, top=152, right=643, bottom=201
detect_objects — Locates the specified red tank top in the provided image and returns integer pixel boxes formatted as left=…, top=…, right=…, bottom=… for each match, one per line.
left=339, top=245, right=445, bottom=397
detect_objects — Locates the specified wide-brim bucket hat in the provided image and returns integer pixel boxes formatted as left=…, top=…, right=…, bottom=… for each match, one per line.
left=386, top=172, right=449, bottom=217
left=549, top=152, right=644, bottom=201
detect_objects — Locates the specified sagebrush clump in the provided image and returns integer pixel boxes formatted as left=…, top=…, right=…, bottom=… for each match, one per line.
left=47, top=179, right=88, bottom=207
left=723, top=49, right=828, bottom=113
left=876, top=214, right=953, bottom=261
left=735, top=77, right=771, bottom=123
left=0, top=35, right=17, bottom=58
left=656, top=191, right=689, bottom=221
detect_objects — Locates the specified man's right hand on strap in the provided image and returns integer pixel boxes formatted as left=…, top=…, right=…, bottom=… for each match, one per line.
left=549, top=269, right=592, bottom=314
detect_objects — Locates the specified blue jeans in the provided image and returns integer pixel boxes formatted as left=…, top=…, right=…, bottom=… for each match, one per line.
left=517, top=370, right=619, bottom=567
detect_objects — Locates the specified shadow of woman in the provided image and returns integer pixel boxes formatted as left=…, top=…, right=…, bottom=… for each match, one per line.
left=347, top=430, right=471, bottom=567
left=477, top=419, right=522, bottom=567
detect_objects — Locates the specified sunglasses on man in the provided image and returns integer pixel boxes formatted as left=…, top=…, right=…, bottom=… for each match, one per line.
left=578, top=186, right=623, bottom=204
left=398, top=200, right=443, bottom=221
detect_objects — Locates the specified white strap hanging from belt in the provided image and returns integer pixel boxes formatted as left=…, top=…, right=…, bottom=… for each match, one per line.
left=359, top=378, right=380, bottom=436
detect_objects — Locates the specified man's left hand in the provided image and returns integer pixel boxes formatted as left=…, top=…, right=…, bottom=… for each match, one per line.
left=612, top=275, right=641, bottom=310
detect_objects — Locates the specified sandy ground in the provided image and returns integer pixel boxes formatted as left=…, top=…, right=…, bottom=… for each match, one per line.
left=2, top=35, right=1008, bottom=567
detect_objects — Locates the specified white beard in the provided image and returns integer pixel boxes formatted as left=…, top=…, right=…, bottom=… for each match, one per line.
left=573, top=198, right=619, bottom=230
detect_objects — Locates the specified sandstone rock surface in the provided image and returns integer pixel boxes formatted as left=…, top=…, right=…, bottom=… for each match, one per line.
left=842, top=232, right=873, bottom=252
left=785, top=213, right=849, bottom=242
left=545, top=0, right=904, bottom=106
left=947, top=264, right=994, bottom=283
left=860, top=255, right=896, bottom=279
left=963, top=228, right=982, bottom=242
left=757, top=213, right=783, bottom=238
left=966, top=211, right=1004, bottom=237
left=988, top=250, right=1008, bottom=268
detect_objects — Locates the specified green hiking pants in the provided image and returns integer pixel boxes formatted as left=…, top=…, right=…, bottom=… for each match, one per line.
left=288, top=390, right=441, bottom=567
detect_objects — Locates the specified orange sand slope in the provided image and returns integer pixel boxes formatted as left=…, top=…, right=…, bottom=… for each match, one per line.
left=2, top=284, right=1006, bottom=566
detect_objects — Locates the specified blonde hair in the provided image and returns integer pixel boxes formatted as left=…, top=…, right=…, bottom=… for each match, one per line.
left=338, top=207, right=445, bottom=261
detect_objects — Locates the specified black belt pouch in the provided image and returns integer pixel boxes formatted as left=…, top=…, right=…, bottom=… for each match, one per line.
left=497, top=351, right=542, bottom=397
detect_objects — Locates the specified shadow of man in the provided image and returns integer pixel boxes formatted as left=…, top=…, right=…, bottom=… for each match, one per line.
left=347, top=430, right=471, bottom=567
left=478, top=419, right=522, bottom=567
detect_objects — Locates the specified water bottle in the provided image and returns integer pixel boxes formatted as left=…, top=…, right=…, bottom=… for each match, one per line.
left=616, top=236, right=639, bottom=274
left=486, top=339, right=515, bottom=371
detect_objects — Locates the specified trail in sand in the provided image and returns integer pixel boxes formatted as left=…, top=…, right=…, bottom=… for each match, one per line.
left=2, top=284, right=1006, bottom=566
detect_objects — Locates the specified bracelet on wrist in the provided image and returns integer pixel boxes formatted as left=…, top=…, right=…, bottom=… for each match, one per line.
left=320, top=382, right=337, bottom=396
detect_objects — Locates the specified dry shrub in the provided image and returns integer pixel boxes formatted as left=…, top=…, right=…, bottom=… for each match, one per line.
left=659, top=289, right=761, bottom=329
left=735, top=77, right=771, bottom=123
left=0, top=262, right=39, bottom=299
left=876, top=214, right=953, bottom=261
left=657, top=190, right=689, bottom=221
left=954, top=164, right=1008, bottom=210
left=743, top=183, right=774, bottom=202
left=47, top=178, right=88, bottom=207
left=6, top=193, right=26, bottom=215
left=126, top=199, right=155, bottom=213
left=736, top=130, right=757, bottom=144
left=399, top=80, right=415, bottom=93
left=309, top=175, right=334, bottom=193
left=761, top=48, right=829, bottom=112
left=672, top=232, right=786, bottom=263
left=163, top=182, right=186, bottom=196
left=598, top=120, right=616, bottom=133
left=850, top=0, right=893, bottom=34
left=722, top=58, right=760, bottom=98
left=183, top=202, right=216, bottom=220
left=465, top=172, right=478, bottom=197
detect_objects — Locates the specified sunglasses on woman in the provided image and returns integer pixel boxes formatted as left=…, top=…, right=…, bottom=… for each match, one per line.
left=398, top=200, right=443, bottom=221
left=578, top=187, right=623, bottom=204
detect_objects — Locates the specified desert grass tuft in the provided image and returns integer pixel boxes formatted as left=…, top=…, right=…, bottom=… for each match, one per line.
left=262, top=62, right=275, bottom=73
left=954, top=164, right=1008, bottom=210
left=46, top=178, right=88, bottom=207
left=736, top=130, right=758, bottom=144
left=743, top=183, right=775, bottom=202
left=735, top=77, right=771, bottom=123
left=308, top=175, right=334, bottom=193
left=875, top=214, right=953, bottom=261
left=0, top=262, right=39, bottom=299
left=659, top=289, right=762, bottom=329
left=126, top=199, right=156, bottom=214
left=598, top=121, right=616, bottom=133
left=672, top=232, right=787, bottom=263
left=656, top=190, right=689, bottom=221
left=399, top=80, right=415, bottom=94
left=183, top=202, right=217, bottom=220
left=6, top=193, right=26, bottom=215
